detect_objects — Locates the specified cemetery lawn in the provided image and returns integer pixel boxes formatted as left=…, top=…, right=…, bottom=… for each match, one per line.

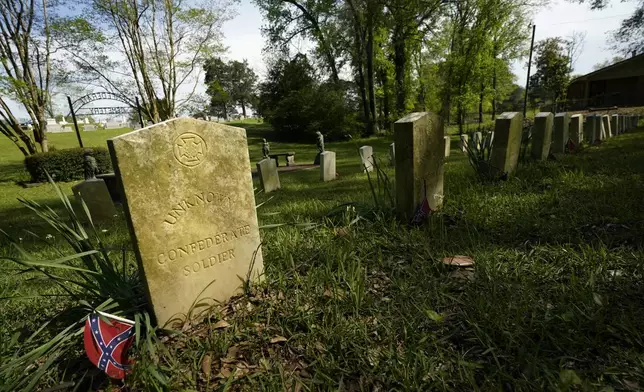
left=2, top=120, right=644, bottom=390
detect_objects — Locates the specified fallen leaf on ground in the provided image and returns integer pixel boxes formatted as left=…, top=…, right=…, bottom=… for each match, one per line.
left=201, top=354, right=212, bottom=378
left=270, top=335, right=288, bottom=344
left=213, top=320, right=230, bottom=329
left=442, top=255, right=475, bottom=267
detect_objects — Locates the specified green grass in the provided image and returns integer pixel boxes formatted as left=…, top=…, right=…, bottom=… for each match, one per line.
left=2, top=119, right=644, bottom=390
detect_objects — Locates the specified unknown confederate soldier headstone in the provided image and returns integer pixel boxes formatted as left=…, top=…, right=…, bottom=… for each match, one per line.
left=108, top=118, right=264, bottom=326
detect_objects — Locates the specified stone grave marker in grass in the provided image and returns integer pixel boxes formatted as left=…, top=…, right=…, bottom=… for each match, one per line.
left=552, top=113, right=570, bottom=153
left=490, top=112, right=523, bottom=177
left=531, top=112, right=553, bottom=160
left=611, top=114, right=619, bottom=136
left=569, top=114, right=583, bottom=148
left=394, top=112, right=444, bottom=221
left=320, top=151, right=336, bottom=182
left=359, top=145, right=374, bottom=172
left=444, top=136, right=451, bottom=157
left=389, top=143, right=395, bottom=166
left=583, top=115, right=596, bottom=144
left=460, top=134, right=468, bottom=152
left=72, top=179, right=118, bottom=223
left=256, top=158, right=280, bottom=193
left=601, top=115, right=611, bottom=139
left=108, top=118, right=263, bottom=327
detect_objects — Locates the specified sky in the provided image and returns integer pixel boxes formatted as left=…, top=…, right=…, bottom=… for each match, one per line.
left=8, top=0, right=639, bottom=119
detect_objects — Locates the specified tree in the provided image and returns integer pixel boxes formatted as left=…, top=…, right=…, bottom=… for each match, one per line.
left=528, top=37, right=572, bottom=110
left=229, top=60, right=258, bottom=117
left=592, top=56, right=625, bottom=70
left=53, top=0, right=232, bottom=122
left=0, top=0, right=57, bottom=154
left=204, top=58, right=234, bottom=119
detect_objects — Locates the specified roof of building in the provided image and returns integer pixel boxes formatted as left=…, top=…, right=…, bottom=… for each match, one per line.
left=570, top=52, right=644, bottom=84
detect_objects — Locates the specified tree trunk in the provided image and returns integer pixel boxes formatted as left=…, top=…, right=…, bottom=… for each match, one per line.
left=241, top=100, right=247, bottom=117
left=366, top=24, right=377, bottom=134
left=393, top=30, right=406, bottom=114
left=492, top=69, right=497, bottom=120
left=381, top=70, right=391, bottom=130
left=478, top=82, right=484, bottom=129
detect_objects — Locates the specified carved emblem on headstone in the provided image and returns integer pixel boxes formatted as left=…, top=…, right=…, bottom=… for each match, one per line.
left=173, top=132, right=206, bottom=167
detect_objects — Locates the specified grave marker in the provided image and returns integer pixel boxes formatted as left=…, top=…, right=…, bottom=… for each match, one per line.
left=443, top=136, right=451, bottom=157
left=531, top=112, right=553, bottom=160
left=601, top=115, right=611, bottom=139
left=569, top=114, right=583, bottom=148
left=552, top=113, right=570, bottom=153
left=72, top=179, right=118, bottom=223
left=320, top=151, right=336, bottom=182
left=611, top=114, right=619, bottom=136
left=490, top=112, right=523, bottom=176
left=359, top=145, right=374, bottom=172
left=389, top=143, right=395, bottom=166
left=256, top=158, right=280, bottom=193
left=394, top=112, right=444, bottom=221
left=583, top=115, right=596, bottom=144
left=108, top=118, right=263, bottom=326
left=460, top=134, right=469, bottom=152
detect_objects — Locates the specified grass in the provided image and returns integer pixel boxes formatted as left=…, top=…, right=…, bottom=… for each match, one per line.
left=1, top=118, right=644, bottom=390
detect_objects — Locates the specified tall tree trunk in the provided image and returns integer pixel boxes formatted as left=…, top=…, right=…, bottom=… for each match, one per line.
left=241, top=100, right=247, bottom=117
left=478, top=82, right=484, bottom=129
left=393, top=28, right=406, bottom=114
left=379, top=68, right=391, bottom=130
left=366, top=24, right=377, bottom=134
left=492, top=69, right=497, bottom=120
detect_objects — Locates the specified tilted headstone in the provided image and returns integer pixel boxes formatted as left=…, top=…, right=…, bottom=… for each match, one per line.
left=483, top=132, right=495, bottom=149
left=531, top=112, right=553, bottom=160
left=108, top=118, right=263, bottom=326
left=389, top=143, right=395, bottom=167
left=460, top=134, right=469, bottom=152
left=569, top=114, right=583, bottom=147
left=394, top=112, right=444, bottom=221
left=443, top=136, right=451, bottom=157
left=72, top=179, right=118, bottom=223
left=601, top=115, right=611, bottom=139
left=552, top=113, right=570, bottom=153
left=490, top=112, right=523, bottom=176
left=320, top=151, right=336, bottom=182
left=583, top=115, right=597, bottom=144
left=359, top=145, right=374, bottom=172
left=256, top=158, right=280, bottom=193
left=611, top=115, right=619, bottom=136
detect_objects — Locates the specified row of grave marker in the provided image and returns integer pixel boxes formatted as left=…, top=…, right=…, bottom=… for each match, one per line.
left=71, top=113, right=639, bottom=327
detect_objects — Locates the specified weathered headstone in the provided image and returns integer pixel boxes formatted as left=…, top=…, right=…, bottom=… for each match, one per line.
left=443, top=136, right=451, bottom=157
left=460, top=134, right=469, bottom=152
left=72, top=179, right=118, bottom=223
left=108, top=118, right=263, bottom=326
left=569, top=114, right=583, bottom=147
left=394, top=112, right=444, bottom=221
left=359, top=145, right=374, bottom=172
left=531, top=112, right=553, bottom=160
left=552, top=113, right=570, bottom=153
left=320, top=151, right=336, bottom=182
left=483, top=132, right=495, bottom=149
left=473, top=132, right=483, bottom=149
left=611, top=114, right=619, bottom=136
left=490, top=112, right=523, bottom=176
left=601, top=115, right=611, bottom=139
left=583, top=115, right=596, bottom=144
left=256, top=158, right=280, bottom=193
left=389, top=143, right=395, bottom=166
left=85, top=125, right=97, bottom=131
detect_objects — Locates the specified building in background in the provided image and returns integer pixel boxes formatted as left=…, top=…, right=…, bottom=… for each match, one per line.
left=567, top=52, right=644, bottom=110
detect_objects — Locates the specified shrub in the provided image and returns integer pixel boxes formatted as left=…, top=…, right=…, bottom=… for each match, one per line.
left=24, top=147, right=112, bottom=182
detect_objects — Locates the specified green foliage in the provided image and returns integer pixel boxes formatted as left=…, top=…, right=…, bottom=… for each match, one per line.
left=259, top=55, right=360, bottom=141
left=24, top=148, right=112, bottom=183
left=529, top=37, right=573, bottom=107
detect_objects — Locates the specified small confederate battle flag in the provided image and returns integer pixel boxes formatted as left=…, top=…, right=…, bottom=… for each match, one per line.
left=84, top=312, right=135, bottom=379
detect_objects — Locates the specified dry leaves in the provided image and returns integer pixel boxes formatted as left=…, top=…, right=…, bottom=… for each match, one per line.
left=442, top=255, right=475, bottom=267
left=201, top=354, right=212, bottom=378
left=213, top=320, right=230, bottom=329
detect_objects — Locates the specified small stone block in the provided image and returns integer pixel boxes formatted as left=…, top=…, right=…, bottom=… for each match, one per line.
left=444, top=136, right=451, bottom=157
left=532, top=112, right=553, bottom=160
left=552, top=113, right=570, bottom=153
left=569, top=114, right=583, bottom=147
left=257, top=158, right=281, bottom=193
left=320, top=151, right=336, bottom=182
left=490, top=112, right=523, bottom=176
left=72, top=179, right=118, bottom=223
left=359, top=145, right=374, bottom=172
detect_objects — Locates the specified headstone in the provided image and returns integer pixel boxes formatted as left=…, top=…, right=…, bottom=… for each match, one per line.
left=601, top=115, right=611, bottom=139
left=473, top=132, right=482, bottom=150
left=552, top=113, right=570, bottom=153
left=490, top=112, right=523, bottom=177
left=83, top=118, right=89, bottom=124
left=394, top=112, right=444, bottom=221
left=569, top=114, right=583, bottom=147
left=583, top=115, right=597, bottom=144
left=320, top=151, right=336, bottom=182
left=611, top=115, right=619, bottom=137
left=256, top=158, right=280, bottom=193
left=460, top=134, right=469, bottom=152
left=108, top=118, right=264, bottom=326
left=389, top=143, right=395, bottom=166
left=531, top=112, right=553, bottom=160
left=359, top=145, right=374, bottom=172
left=483, top=131, right=495, bottom=149
left=443, top=136, right=451, bottom=157
left=85, top=125, right=96, bottom=131
left=72, top=179, right=118, bottom=223
left=96, top=173, right=122, bottom=203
